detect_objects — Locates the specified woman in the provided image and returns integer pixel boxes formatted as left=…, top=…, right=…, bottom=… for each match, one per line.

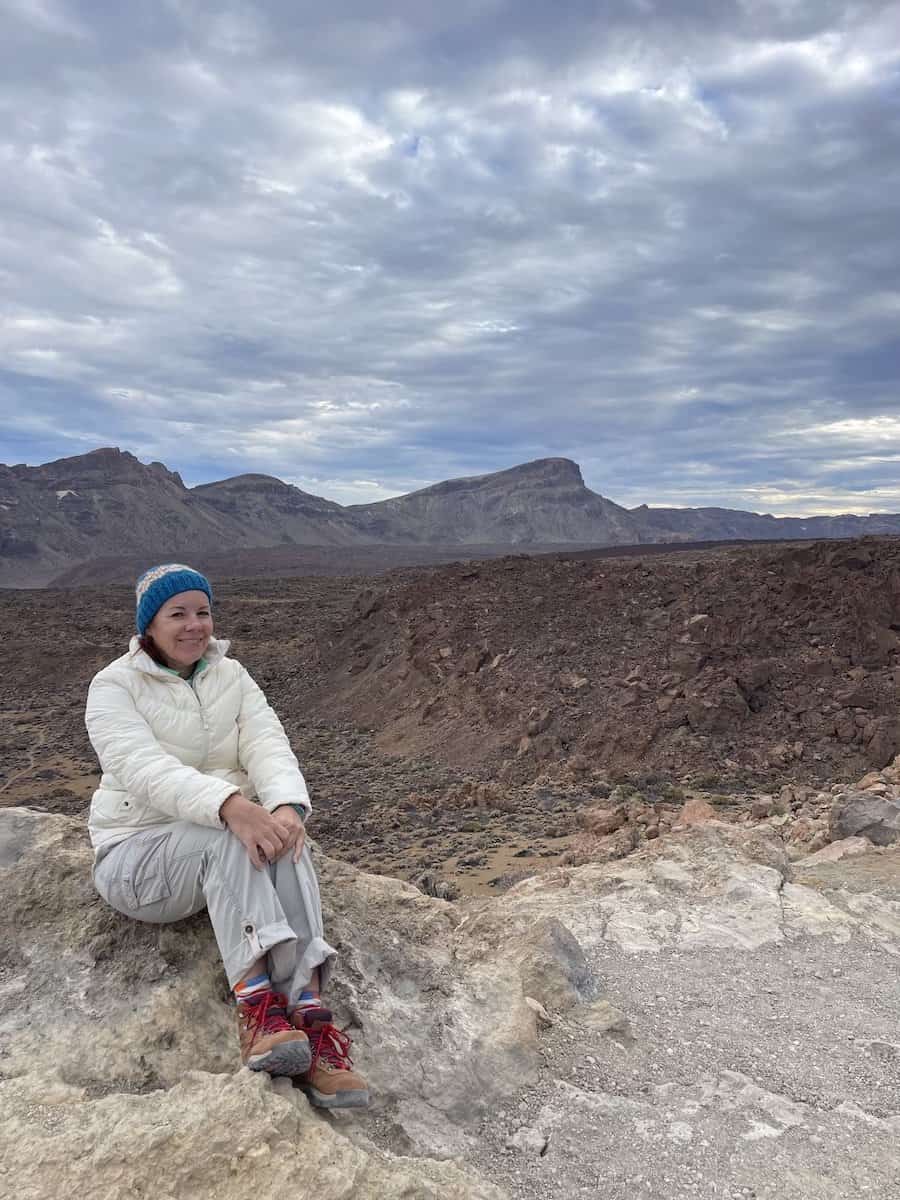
left=85, top=562, right=368, bottom=1108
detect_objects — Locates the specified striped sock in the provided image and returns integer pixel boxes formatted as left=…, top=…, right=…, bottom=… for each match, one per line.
left=234, top=972, right=271, bottom=1002
left=294, top=988, right=322, bottom=1012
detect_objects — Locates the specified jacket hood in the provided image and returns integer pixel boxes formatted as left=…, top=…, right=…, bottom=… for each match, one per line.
left=126, top=634, right=231, bottom=676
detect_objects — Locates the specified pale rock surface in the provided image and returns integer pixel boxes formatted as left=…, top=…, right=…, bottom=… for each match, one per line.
left=0, top=1069, right=505, bottom=1200
left=797, top=835, right=873, bottom=865
left=2, top=806, right=900, bottom=1199
left=483, top=822, right=900, bottom=957
left=676, top=796, right=719, bottom=827
left=0, top=808, right=553, bottom=1161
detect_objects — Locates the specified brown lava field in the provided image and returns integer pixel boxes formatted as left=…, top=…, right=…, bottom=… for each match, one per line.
left=3, top=536, right=900, bottom=892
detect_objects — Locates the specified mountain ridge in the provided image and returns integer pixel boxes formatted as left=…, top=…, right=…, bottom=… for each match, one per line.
left=3, top=446, right=900, bottom=587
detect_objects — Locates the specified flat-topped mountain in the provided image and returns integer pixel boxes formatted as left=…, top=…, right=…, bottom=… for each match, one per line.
left=3, top=447, right=900, bottom=587
left=348, top=457, right=641, bottom=545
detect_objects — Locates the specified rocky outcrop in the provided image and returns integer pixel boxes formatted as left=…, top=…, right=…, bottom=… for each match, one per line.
left=2, top=806, right=900, bottom=1198
left=193, top=474, right=365, bottom=546
left=1, top=1071, right=505, bottom=1200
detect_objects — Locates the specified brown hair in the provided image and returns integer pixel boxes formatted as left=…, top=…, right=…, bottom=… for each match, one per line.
left=138, top=634, right=168, bottom=666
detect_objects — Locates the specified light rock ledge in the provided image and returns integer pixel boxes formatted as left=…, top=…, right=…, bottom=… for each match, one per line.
left=2, top=807, right=900, bottom=1199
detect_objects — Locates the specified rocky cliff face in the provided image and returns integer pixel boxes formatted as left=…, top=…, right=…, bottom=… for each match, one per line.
left=0, top=449, right=246, bottom=586
left=347, top=458, right=642, bottom=545
left=193, top=474, right=368, bottom=547
left=2, top=804, right=898, bottom=1198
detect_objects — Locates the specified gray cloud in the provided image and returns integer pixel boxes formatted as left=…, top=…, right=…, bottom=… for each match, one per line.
left=1, top=0, right=899, bottom=513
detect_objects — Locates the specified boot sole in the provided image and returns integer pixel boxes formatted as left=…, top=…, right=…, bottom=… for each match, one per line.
left=302, top=1084, right=370, bottom=1109
left=247, top=1039, right=312, bottom=1077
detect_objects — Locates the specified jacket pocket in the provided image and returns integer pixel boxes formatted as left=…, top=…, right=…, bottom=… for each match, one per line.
left=95, top=831, right=173, bottom=913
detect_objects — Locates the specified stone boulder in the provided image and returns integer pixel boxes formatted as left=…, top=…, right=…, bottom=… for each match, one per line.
left=830, top=792, right=900, bottom=846
left=0, top=807, right=593, bottom=1167
left=865, top=718, right=900, bottom=768
left=580, top=804, right=626, bottom=837
left=678, top=796, right=720, bottom=827
left=685, top=677, right=749, bottom=734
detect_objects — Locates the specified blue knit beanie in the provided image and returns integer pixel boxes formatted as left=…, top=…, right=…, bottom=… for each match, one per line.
left=135, top=563, right=213, bottom=635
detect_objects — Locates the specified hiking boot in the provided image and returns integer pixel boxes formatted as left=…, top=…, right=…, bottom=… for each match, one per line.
left=291, top=1006, right=370, bottom=1109
left=237, top=990, right=311, bottom=1076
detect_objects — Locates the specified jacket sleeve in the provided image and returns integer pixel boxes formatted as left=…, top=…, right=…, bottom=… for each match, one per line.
left=235, top=666, right=312, bottom=815
left=85, top=674, right=237, bottom=827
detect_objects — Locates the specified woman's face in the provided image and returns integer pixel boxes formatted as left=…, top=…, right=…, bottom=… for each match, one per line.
left=146, top=590, right=213, bottom=671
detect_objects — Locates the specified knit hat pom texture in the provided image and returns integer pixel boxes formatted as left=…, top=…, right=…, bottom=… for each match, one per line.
left=136, top=563, right=213, bottom=635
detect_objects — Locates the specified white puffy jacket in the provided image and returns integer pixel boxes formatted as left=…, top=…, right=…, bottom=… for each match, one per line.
left=85, top=636, right=310, bottom=856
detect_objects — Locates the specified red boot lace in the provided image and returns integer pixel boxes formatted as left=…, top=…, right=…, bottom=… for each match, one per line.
left=241, top=991, right=293, bottom=1049
left=307, top=1023, right=355, bottom=1073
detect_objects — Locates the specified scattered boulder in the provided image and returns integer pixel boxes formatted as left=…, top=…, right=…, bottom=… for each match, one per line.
left=678, top=797, right=719, bottom=827
left=415, top=871, right=462, bottom=901
left=750, top=796, right=774, bottom=820
left=830, top=793, right=900, bottom=846
left=865, top=719, right=900, bottom=768
left=513, top=917, right=593, bottom=1011
left=580, top=805, right=626, bottom=837
left=577, top=999, right=633, bottom=1042
left=785, top=816, right=829, bottom=856
left=505, top=1125, right=549, bottom=1156
left=736, top=659, right=773, bottom=695
left=685, top=678, right=749, bottom=734
left=796, top=836, right=873, bottom=866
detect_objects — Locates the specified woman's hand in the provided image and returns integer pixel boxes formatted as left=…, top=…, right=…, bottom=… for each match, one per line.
left=271, top=805, right=306, bottom=863
left=220, top=792, right=290, bottom=869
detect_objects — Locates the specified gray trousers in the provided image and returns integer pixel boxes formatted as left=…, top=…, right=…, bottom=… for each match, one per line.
left=93, top=822, right=336, bottom=1003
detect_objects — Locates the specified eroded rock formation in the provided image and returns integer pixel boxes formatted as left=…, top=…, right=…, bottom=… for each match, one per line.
left=2, top=805, right=899, bottom=1198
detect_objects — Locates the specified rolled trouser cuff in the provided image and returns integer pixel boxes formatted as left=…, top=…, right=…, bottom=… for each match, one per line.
left=222, top=918, right=298, bottom=990
left=283, top=936, right=338, bottom=1007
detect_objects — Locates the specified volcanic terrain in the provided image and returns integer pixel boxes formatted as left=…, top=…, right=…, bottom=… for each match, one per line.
left=3, top=535, right=900, bottom=891
left=3, top=535, right=900, bottom=1200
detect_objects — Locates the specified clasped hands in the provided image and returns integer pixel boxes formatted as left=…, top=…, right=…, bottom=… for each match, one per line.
left=220, top=792, right=305, bottom=869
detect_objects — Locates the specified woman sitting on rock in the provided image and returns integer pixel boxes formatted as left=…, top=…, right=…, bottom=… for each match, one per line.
left=85, top=562, right=368, bottom=1108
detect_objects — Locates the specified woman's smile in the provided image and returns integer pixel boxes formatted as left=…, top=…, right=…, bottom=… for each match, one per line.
left=146, top=590, right=213, bottom=670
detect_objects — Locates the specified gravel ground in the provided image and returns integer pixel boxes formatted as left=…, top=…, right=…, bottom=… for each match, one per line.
left=463, top=936, right=900, bottom=1199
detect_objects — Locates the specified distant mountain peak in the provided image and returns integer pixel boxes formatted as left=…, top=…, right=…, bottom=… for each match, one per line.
left=6, top=446, right=900, bottom=589
left=484, top=456, right=587, bottom=489
left=193, top=473, right=296, bottom=492
left=4, top=446, right=185, bottom=489
left=374, top=457, right=587, bottom=504
left=505, top=456, right=584, bottom=481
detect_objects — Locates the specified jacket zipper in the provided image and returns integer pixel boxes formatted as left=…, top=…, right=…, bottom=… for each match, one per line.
left=175, top=673, right=210, bottom=767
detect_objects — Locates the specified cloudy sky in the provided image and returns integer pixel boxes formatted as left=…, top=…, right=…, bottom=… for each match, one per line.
left=1, top=0, right=898, bottom=515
